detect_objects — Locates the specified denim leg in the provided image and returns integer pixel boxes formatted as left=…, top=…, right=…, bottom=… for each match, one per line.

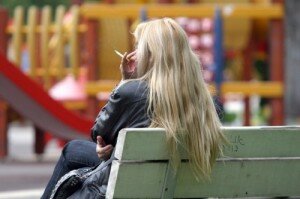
left=41, top=139, right=101, bottom=199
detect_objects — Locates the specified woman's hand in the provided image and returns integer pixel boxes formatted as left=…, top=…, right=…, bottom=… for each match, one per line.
left=96, top=136, right=113, bottom=160
left=120, top=51, right=137, bottom=80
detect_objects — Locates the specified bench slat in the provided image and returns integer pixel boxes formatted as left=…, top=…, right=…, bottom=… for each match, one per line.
left=176, top=158, right=300, bottom=198
left=107, top=161, right=168, bottom=198
left=115, top=127, right=300, bottom=161
left=107, top=159, right=300, bottom=198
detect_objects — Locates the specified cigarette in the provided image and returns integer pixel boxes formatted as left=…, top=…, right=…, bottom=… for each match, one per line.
left=114, top=50, right=124, bottom=58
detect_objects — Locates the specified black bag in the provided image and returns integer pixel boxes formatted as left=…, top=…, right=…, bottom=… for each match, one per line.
left=50, top=153, right=115, bottom=199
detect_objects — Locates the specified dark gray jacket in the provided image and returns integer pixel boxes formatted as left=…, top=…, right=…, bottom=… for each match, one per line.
left=90, top=80, right=150, bottom=145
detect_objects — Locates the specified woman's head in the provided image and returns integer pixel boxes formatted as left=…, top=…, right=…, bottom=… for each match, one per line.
left=133, top=18, right=225, bottom=180
left=134, top=18, right=198, bottom=79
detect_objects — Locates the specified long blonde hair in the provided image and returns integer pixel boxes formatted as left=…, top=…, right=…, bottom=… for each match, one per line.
left=134, top=18, right=226, bottom=179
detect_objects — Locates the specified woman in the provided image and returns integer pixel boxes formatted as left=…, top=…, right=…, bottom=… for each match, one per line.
left=41, top=17, right=225, bottom=198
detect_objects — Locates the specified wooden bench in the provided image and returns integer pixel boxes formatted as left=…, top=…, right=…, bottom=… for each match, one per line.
left=106, top=126, right=300, bottom=198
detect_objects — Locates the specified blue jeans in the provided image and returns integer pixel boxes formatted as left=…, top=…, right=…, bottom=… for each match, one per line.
left=41, top=140, right=101, bottom=199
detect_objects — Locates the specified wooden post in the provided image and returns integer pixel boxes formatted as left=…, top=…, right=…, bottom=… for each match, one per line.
left=243, top=29, right=255, bottom=126
left=70, top=5, right=80, bottom=78
left=35, top=7, right=51, bottom=156
left=34, top=127, right=46, bottom=155
left=269, top=0, right=284, bottom=125
left=285, top=0, right=300, bottom=122
left=53, top=5, right=66, bottom=80
left=11, top=6, right=24, bottom=67
left=0, top=102, right=8, bottom=158
left=27, top=6, right=38, bottom=78
left=0, top=7, right=9, bottom=158
left=0, top=7, right=8, bottom=55
left=85, top=19, right=99, bottom=119
left=36, top=10, right=43, bottom=84
left=41, top=6, right=51, bottom=89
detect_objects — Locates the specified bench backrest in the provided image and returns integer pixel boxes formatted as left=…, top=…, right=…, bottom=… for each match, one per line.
left=106, top=126, right=300, bottom=198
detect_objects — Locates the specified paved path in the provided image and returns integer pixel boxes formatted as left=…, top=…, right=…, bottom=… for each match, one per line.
left=0, top=161, right=55, bottom=199
left=0, top=121, right=61, bottom=198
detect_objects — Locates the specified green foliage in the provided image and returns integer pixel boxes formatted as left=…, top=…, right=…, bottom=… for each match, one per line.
left=0, top=0, right=71, bottom=16
left=223, top=112, right=237, bottom=123
left=1, top=0, right=31, bottom=16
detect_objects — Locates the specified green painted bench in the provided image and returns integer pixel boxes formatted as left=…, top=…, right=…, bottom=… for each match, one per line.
left=106, top=126, right=300, bottom=198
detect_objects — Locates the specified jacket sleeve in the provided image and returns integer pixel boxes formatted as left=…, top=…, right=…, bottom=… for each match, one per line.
left=90, top=87, right=126, bottom=143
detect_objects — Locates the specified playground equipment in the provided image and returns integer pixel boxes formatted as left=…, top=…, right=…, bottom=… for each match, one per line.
left=0, top=1, right=284, bottom=158
left=80, top=2, right=284, bottom=125
left=6, top=5, right=85, bottom=85
left=0, top=53, right=93, bottom=157
left=0, top=5, right=90, bottom=158
left=0, top=53, right=92, bottom=138
left=3, top=5, right=89, bottom=111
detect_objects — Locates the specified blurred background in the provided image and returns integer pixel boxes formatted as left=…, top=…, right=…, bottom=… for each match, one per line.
left=0, top=0, right=299, bottom=198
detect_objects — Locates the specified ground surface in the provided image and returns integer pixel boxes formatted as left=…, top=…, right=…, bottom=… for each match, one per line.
left=0, top=121, right=61, bottom=199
